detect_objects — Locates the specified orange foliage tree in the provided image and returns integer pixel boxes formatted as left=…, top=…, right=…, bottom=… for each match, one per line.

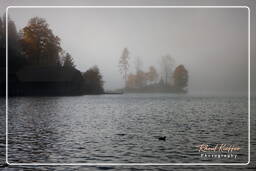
left=20, top=17, right=62, bottom=66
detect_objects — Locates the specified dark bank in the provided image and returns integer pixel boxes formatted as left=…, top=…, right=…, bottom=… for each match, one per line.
left=0, top=17, right=104, bottom=96
left=0, top=16, right=188, bottom=97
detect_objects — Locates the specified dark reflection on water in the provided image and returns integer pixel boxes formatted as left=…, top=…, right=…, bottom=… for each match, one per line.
left=0, top=94, right=255, bottom=170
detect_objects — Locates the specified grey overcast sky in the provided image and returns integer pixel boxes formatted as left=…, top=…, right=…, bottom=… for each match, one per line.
left=0, top=0, right=252, bottom=95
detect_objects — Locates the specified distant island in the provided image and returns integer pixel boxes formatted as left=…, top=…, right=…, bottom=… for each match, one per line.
left=118, top=48, right=188, bottom=94
left=0, top=16, right=188, bottom=96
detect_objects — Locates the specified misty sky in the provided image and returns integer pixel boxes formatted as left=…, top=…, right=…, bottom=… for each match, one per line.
left=5, top=6, right=249, bottom=94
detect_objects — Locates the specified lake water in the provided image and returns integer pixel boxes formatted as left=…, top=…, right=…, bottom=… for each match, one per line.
left=0, top=94, right=254, bottom=170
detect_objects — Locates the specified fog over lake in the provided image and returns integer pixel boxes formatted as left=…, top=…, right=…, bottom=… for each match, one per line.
left=0, top=1, right=255, bottom=170
left=4, top=6, right=248, bottom=94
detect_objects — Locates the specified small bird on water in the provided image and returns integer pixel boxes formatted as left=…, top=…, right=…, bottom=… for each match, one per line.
left=158, top=136, right=166, bottom=141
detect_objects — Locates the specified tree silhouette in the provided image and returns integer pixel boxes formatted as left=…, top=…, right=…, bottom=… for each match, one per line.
left=0, top=17, right=5, bottom=68
left=118, top=48, right=129, bottom=87
left=20, top=17, right=62, bottom=66
left=7, top=17, right=27, bottom=73
left=63, top=52, right=75, bottom=68
left=0, top=16, right=109, bottom=96
left=0, top=17, right=3, bottom=35
left=173, top=65, right=188, bottom=90
left=0, top=17, right=5, bottom=96
left=8, top=18, right=19, bottom=50
left=83, top=66, right=104, bottom=93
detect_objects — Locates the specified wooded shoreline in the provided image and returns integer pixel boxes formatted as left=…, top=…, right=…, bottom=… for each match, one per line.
left=0, top=16, right=188, bottom=96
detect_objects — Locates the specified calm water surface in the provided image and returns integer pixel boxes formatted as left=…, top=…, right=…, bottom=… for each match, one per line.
left=0, top=94, right=254, bottom=170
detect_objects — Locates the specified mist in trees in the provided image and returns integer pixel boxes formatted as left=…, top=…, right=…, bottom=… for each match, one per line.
left=126, top=65, right=159, bottom=89
left=118, top=48, right=130, bottom=87
left=148, top=66, right=159, bottom=84
left=0, top=16, right=104, bottom=96
left=160, top=55, right=175, bottom=86
left=5, top=16, right=26, bottom=74
left=0, top=14, right=189, bottom=96
left=173, top=65, right=188, bottom=91
left=119, top=49, right=189, bottom=93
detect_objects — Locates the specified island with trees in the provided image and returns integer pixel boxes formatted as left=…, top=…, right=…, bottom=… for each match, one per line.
left=118, top=48, right=189, bottom=93
left=0, top=16, right=188, bottom=96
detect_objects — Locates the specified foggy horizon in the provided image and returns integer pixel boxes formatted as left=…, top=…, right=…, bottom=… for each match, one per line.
left=0, top=1, right=254, bottom=166
left=6, top=7, right=248, bottom=94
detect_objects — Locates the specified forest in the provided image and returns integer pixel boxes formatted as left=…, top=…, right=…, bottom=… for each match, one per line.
left=0, top=16, right=104, bottom=96
left=0, top=16, right=188, bottom=96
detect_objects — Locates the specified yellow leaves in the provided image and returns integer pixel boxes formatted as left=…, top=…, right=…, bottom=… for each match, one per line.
left=20, top=17, right=62, bottom=65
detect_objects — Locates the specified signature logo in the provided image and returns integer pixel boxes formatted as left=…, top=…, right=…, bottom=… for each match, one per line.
left=196, top=144, right=241, bottom=159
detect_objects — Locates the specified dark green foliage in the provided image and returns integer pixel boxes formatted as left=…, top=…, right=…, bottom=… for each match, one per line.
left=63, top=53, right=75, bottom=68
left=83, top=66, right=104, bottom=94
left=8, top=18, right=27, bottom=74
left=11, top=66, right=84, bottom=96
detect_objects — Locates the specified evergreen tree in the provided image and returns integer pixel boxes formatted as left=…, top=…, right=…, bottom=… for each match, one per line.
left=63, top=53, right=75, bottom=68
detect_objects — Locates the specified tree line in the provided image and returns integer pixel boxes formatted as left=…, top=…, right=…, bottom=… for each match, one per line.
left=118, top=48, right=188, bottom=93
left=0, top=16, right=104, bottom=96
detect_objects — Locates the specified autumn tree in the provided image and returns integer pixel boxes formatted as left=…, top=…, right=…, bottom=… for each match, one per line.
left=63, top=52, right=75, bottom=68
left=173, top=65, right=188, bottom=90
left=83, top=66, right=104, bottom=93
left=118, top=48, right=129, bottom=87
left=126, top=73, right=136, bottom=88
left=126, top=63, right=158, bottom=89
left=133, top=57, right=145, bottom=87
left=147, top=66, right=158, bottom=84
left=20, top=17, right=62, bottom=66
left=136, top=70, right=148, bottom=88
left=160, top=54, right=175, bottom=86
